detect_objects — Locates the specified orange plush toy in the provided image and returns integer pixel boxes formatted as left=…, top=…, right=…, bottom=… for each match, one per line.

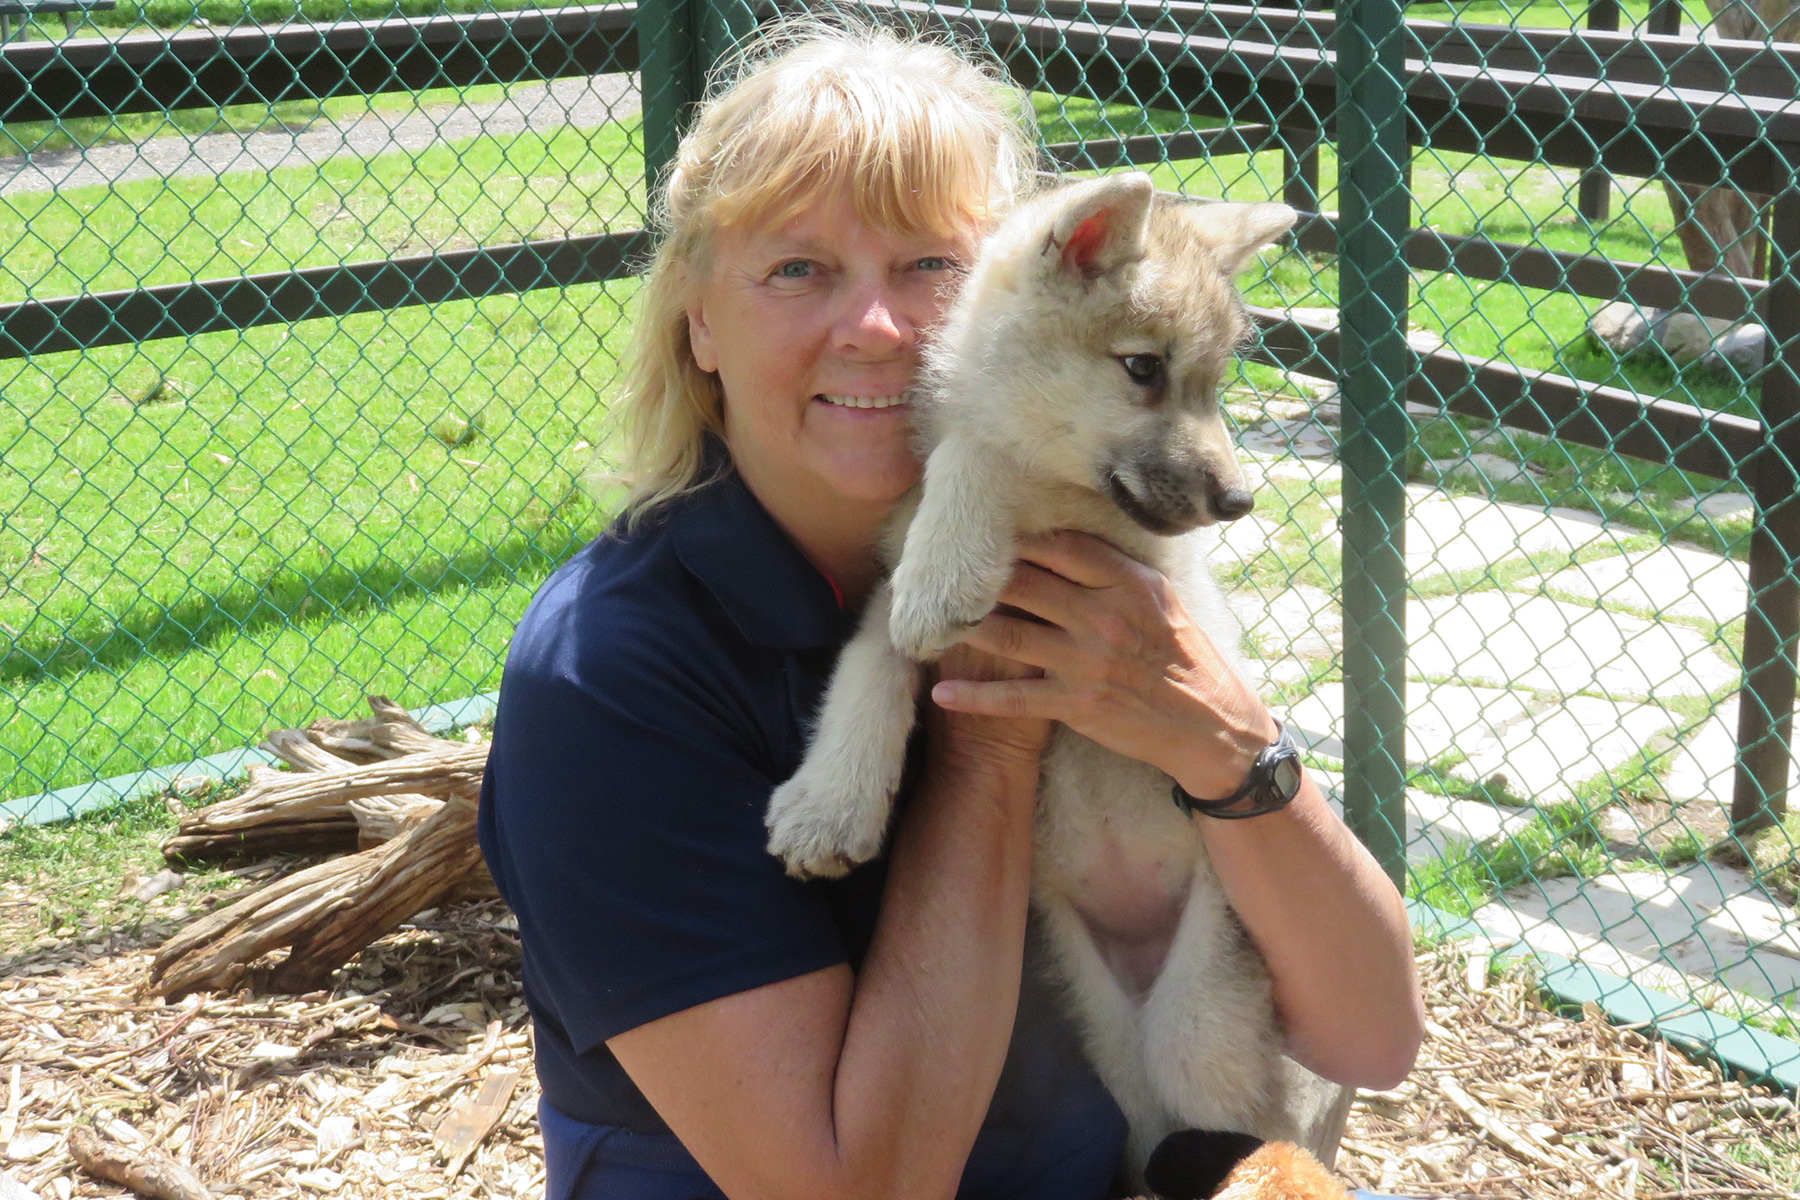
left=1142, top=1131, right=1353, bottom=1200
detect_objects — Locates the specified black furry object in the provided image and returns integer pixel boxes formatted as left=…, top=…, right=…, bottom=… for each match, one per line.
left=1144, top=1129, right=1267, bottom=1199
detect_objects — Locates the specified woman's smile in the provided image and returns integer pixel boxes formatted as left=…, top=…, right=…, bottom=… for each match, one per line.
left=816, top=392, right=910, bottom=410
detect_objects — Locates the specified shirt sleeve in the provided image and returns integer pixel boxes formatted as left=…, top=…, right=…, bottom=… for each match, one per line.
left=478, top=597, right=849, bottom=1055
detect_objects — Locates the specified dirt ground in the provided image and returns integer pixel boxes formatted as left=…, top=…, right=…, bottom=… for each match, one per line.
left=1, top=874, right=1797, bottom=1200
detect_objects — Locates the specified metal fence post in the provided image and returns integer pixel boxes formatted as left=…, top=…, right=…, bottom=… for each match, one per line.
left=1335, top=0, right=1412, bottom=884
left=1282, top=0, right=1324, bottom=217
left=1732, top=181, right=1800, bottom=838
left=696, top=0, right=756, bottom=81
left=1577, top=0, right=1619, bottom=222
left=638, top=0, right=701, bottom=207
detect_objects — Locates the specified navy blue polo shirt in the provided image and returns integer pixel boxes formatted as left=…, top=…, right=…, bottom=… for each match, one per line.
left=476, top=451, right=1123, bottom=1186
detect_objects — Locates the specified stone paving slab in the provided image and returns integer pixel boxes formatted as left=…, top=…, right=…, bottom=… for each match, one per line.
left=1237, top=448, right=1341, bottom=491
left=1297, top=487, right=1630, bottom=580
left=1405, top=488, right=1621, bottom=578
left=1238, top=417, right=1337, bottom=461
left=1661, top=697, right=1799, bottom=806
left=1524, top=544, right=1750, bottom=627
left=1232, top=583, right=1341, bottom=660
left=1456, top=695, right=1673, bottom=804
left=1285, top=681, right=1530, bottom=765
left=1287, top=682, right=1669, bottom=804
left=1475, top=862, right=1800, bottom=1007
left=1310, top=767, right=1536, bottom=865
left=1222, top=433, right=1798, bottom=1020
left=1210, top=514, right=1282, bottom=571
left=1409, top=592, right=1739, bottom=700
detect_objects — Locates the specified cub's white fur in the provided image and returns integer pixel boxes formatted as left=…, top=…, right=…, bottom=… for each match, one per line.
left=764, top=173, right=1328, bottom=1177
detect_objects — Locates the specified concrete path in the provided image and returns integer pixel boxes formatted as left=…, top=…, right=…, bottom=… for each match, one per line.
left=0, top=72, right=640, bottom=197
left=1223, top=381, right=1800, bottom=1021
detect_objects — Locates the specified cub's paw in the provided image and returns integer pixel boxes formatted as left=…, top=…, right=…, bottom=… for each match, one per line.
left=888, top=579, right=996, bottom=662
left=765, top=770, right=891, bottom=881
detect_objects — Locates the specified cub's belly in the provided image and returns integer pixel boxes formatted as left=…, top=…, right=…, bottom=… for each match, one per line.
left=1035, top=731, right=1208, bottom=997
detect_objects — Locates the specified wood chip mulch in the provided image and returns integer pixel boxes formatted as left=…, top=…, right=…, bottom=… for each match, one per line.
left=1334, top=943, right=1800, bottom=1199
left=1, top=898, right=537, bottom=1200
left=1, top=895, right=1797, bottom=1199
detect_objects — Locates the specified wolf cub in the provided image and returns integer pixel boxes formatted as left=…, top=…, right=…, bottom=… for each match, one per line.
left=765, top=172, right=1322, bottom=1175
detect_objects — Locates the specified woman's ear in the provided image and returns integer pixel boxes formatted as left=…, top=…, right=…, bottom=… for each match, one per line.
left=687, top=301, right=718, bottom=373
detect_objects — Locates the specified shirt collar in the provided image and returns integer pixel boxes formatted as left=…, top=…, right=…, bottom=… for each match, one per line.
left=668, top=441, right=857, bottom=651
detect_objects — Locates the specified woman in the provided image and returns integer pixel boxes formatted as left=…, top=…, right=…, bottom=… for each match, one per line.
left=476, top=25, right=1423, bottom=1200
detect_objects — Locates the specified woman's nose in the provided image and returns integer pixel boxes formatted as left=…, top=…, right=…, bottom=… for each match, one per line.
left=835, top=285, right=913, bottom=352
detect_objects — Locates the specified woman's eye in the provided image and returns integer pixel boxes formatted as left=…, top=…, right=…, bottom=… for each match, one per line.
left=775, top=260, right=813, bottom=279
left=1118, top=354, right=1164, bottom=386
left=916, top=256, right=953, bottom=271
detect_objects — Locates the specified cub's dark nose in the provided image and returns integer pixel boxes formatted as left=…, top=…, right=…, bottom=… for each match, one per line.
left=1210, top=487, right=1255, bottom=522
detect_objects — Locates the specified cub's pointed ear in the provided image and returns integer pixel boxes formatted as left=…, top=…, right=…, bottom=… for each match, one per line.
left=1044, top=172, right=1155, bottom=281
left=1194, top=201, right=1297, bottom=276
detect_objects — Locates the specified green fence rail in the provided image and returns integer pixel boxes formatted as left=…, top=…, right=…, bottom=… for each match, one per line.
left=4, top=0, right=1800, bottom=1082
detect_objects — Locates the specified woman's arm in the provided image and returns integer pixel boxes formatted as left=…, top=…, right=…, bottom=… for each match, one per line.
left=931, top=530, right=1425, bottom=1090
left=608, top=651, right=1051, bottom=1200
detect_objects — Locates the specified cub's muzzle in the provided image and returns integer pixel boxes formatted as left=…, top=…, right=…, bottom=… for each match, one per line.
left=1106, top=466, right=1253, bottom=535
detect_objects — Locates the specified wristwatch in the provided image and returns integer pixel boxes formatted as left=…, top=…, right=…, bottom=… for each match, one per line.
left=1171, top=723, right=1305, bottom=820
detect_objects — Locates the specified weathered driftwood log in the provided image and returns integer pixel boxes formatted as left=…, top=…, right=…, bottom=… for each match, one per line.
left=300, top=694, right=452, bottom=763
left=149, top=697, right=504, bottom=998
left=149, top=751, right=489, bottom=998
left=160, top=697, right=466, bottom=862
left=68, top=1123, right=213, bottom=1200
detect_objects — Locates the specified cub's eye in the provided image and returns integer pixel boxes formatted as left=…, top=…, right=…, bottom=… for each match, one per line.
left=1118, top=354, right=1164, bottom=386
left=775, top=260, right=813, bottom=279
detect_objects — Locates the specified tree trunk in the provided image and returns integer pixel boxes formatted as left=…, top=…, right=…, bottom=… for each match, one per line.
left=1658, top=0, right=1797, bottom=282
left=1661, top=180, right=1763, bottom=280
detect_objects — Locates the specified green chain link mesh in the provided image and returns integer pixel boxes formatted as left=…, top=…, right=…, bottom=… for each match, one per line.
left=4, top=0, right=1800, bottom=1076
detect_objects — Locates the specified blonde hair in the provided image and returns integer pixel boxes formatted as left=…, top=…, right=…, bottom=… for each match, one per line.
left=611, top=19, right=1039, bottom=525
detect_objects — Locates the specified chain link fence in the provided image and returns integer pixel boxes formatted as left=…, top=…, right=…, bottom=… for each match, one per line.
left=3, top=0, right=1799, bottom=1080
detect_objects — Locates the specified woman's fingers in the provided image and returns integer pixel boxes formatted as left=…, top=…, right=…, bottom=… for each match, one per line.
left=960, top=610, right=1075, bottom=670
left=1012, top=530, right=1143, bottom=589
left=930, top=675, right=1059, bottom=718
left=991, top=563, right=1086, bottom=629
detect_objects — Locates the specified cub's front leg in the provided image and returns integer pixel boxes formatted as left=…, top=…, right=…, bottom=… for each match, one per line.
left=888, top=435, right=1018, bottom=662
left=766, top=585, right=920, bottom=879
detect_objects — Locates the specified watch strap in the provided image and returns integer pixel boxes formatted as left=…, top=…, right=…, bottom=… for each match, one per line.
left=1171, top=723, right=1303, bottom=820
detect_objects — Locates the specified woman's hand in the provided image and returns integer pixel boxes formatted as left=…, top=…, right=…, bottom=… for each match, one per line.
left=930, top=527, right=1424, bottom=1089
left=929, top=640, right=1053, bottom=770
left=928, top=529, right=1272, bottom=801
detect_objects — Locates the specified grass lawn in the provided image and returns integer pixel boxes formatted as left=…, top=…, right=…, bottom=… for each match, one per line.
left=0, top=83, right=1759, bottom=810
left=0, top=107, right=644, bottom=802
left=1408, top=0, right=1714, bottom=25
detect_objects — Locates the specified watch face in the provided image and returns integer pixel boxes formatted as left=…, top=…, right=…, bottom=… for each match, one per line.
left=1270, top=754, right=1304, bottom=801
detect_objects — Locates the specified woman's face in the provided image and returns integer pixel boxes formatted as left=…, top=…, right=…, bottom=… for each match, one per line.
left=687, top=190, right=975, bottom=511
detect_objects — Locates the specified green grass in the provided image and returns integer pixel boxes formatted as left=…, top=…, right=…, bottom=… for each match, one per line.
left=0, top=788, right=242, bottom=944
left=0, top=279, right=629, bottom=797
left=0, top=88, right=1764, bottom=810
left=1407, top=0, right=1712, bottom=25
left=1407, top=797, right=1617, bottom=919
left=3, top=0, right=553, bottom=37
left=0, top=111, right=644, bottom=800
